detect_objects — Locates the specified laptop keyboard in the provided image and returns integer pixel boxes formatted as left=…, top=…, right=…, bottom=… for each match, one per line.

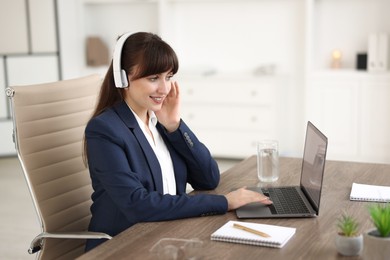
left=262, top=187, right=311, bottom=215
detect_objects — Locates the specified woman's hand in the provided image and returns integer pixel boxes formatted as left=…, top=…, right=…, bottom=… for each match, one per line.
left=225, top=187, right=273, bottom=211
left=156, top=81, right=181, bottom=132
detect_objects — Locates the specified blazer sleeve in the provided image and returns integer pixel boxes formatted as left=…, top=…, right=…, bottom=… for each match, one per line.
left=158, top=119, right=220, bottom=190
left=86, top=114, right=228, bottom=225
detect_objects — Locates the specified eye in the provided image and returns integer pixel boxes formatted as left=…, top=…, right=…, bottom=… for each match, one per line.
left=148, top=75, right=159, bottom=82
left=166, top=74, right=174, bottom=81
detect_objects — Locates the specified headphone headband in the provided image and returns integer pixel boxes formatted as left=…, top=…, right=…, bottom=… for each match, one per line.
left=113, top=32, right=133, bottom=88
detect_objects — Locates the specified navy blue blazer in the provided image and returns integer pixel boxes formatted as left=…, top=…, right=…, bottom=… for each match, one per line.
left=85, top=101, right=228, bottom=251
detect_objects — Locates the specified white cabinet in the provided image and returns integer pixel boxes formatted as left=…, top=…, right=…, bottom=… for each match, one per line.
left=179, top=75, right=290, bottom=158
left=360, top=75, right=390, bottom=163
left=307, top=73, right=360, bottom=161
left=308, top=72, right=390, bottom=164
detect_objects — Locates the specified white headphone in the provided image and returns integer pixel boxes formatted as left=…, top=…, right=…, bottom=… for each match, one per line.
left=113, top=32, right=133, bottom=88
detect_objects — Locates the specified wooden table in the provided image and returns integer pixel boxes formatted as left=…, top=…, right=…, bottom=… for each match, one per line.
left=77, top=156, right=390, bottom=259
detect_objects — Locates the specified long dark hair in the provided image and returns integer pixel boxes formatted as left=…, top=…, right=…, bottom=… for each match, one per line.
left=83, top=32, right=179, bottom=164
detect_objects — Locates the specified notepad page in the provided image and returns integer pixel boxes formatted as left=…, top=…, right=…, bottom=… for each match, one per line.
left=211, top=220, right=296, bottom=248
left=350, top=183, right=390, bottom=202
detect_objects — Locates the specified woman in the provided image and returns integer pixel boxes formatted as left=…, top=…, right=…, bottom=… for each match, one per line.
left=84, top=32, right=272, bottom=251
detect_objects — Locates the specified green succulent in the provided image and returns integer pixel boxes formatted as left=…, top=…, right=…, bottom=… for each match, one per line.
left=337, top=213, right=359, bottom=237
left=368, top=203, right=390, bottom=237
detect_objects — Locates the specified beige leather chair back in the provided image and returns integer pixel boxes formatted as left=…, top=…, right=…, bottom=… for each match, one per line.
left=7, top=75, right=104, bottom=259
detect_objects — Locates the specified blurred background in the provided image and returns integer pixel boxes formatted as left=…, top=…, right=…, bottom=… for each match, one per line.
left=0, top=0, right=389, bottom=259
left=1, top=0, right=390, bottom=163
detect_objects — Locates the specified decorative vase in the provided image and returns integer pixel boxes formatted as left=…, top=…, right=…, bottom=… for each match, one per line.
left=363, top=228, right=390, bottom=260
left=335, top=233, right=363, bottom=256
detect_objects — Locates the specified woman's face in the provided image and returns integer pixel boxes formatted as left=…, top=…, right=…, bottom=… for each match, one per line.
left=124, top=70, right=174, bottom=117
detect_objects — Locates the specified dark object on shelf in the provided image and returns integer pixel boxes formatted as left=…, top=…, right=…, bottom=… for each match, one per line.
left=356, top=53, right=367, bottom=70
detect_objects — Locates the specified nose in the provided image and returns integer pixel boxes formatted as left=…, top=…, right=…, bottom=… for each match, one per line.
left=158, top=79, right=170, bottom=94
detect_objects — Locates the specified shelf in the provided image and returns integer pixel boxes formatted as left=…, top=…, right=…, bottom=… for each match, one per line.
left=311, top=0, right=390, bottom=71
left=310, top=70, right=390, bottom=80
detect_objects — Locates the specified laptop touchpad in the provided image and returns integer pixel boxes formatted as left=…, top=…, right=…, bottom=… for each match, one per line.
left=237, top=202, right=273, bottom=217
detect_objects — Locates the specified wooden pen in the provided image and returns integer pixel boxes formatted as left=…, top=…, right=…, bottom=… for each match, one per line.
left=233, top=223, right=271, bottom=238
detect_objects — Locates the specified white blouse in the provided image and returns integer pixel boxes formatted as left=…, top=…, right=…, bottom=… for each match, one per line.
left=129, top=108, right=177, bottom=195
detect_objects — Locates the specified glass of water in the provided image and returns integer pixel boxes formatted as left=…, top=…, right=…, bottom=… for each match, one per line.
left=257, top=140, right=279, bottom=182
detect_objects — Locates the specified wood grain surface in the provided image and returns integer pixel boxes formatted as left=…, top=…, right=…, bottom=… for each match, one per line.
left=77, top=156, right=390, bottom=260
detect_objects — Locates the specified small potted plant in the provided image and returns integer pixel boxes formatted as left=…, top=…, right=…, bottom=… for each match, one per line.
left=363, top=203, right=390, bottom=259
left=335, top=213, right=362, bottom=256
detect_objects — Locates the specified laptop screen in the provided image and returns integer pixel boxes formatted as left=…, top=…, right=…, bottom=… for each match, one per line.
left=300, top=122, right=328, bottom=213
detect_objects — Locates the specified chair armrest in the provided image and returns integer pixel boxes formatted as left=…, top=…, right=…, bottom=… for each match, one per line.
left=28, top=231, right=112, bottom=254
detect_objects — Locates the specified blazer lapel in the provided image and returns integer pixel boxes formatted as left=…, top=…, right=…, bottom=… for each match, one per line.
left=113, top=102, right=164, bottom=193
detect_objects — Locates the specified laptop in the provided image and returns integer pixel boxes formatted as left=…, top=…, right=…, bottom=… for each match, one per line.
left=236, top=121, right=328, bottom=218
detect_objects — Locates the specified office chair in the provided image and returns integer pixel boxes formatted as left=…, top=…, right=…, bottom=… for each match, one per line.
left=5, top=74, right=112, bottom=260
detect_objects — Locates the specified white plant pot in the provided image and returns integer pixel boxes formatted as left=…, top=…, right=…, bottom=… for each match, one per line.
left=363, top=228, right=390, bottom=260
left=335, top=233, right=363, bottom=256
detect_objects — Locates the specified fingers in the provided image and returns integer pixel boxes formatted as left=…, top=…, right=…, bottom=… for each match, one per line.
left=240, top=186, right=273, bottom=205
left=174, top=81, right=180, bottom=95
left=225, top=187, right=272, bottom=211
left=252, top=190, right=272, bottom=205
left=169, top=81, right=179, bottom=97
left=169, top=81, right=176, bottom=96
left=259, top=196, right=273, bottom=205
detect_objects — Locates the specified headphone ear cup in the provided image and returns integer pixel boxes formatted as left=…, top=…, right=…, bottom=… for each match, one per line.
left=120, top=70, right=129, bottom=87
left=112, top=32, right=133, bottom=88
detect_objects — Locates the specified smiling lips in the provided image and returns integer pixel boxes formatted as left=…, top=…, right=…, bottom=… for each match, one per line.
left=150, top=96, right=164, bottom=104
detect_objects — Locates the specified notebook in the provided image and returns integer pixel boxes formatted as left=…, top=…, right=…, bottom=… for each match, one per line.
left=350, top=183, right=390, bottom=202
left=211, top=220, right=296, bottom=248
left=236, top=121, right=328, bottom=218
